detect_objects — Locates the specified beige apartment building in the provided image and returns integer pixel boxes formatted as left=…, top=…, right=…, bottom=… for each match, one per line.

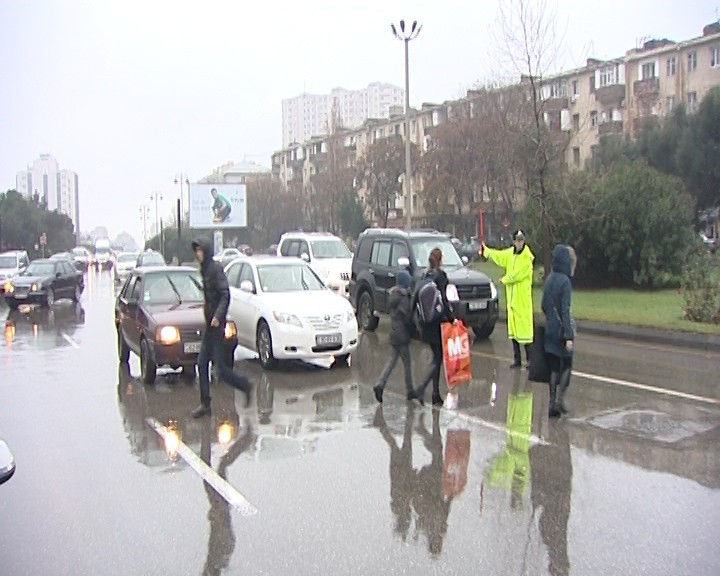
left=270, top=21, right=720, bottom=228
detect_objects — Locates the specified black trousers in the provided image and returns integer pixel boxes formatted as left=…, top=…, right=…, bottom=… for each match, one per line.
left=377, top=343, right=413, bottom=393
left=419, top=342, right=444, bottom=397
left=198, top=326, right=249, bottom=406
left=512, top=340, right=532, bottom=364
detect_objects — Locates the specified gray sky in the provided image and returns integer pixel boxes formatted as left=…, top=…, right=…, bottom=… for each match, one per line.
left=1, top=0, right=716, bottom=244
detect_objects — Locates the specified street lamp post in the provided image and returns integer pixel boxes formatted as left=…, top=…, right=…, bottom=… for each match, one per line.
left=391, top=19, right=422, bottom=230
left=139, top=205, right=151, bottom=244
left=173, top=174, right=189, bottom=223
left=150, top=191, right=163, bottom=240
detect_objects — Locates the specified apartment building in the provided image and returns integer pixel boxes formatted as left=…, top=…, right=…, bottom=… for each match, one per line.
left=15, top=154, right=80, bottom=237
left=625, top=22, right=720, bottom=133
left=281, top=83, right=405, bottom=147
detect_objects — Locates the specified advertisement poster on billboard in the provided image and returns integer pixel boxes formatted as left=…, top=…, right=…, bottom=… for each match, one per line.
left=189, top=184, right=247, bottom=229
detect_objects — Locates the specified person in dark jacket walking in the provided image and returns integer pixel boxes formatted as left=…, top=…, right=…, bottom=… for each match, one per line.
left=373, top=270, right=415, bottom=403
left=412, top=248, right=456, bottom=406
left=191, top=238, right=252, bottom=418
left=541, top=245, right=577, bottom=418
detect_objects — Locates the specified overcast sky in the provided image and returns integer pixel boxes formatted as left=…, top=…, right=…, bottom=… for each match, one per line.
left=1, top=0, right=716, bottom=244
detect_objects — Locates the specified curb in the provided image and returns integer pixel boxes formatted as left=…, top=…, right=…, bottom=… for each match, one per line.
left=496, top=316, right=720, bottom=352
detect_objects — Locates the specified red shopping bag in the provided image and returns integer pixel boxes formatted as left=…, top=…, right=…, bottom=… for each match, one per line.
left=442, top=321, right=472, bottom=388
left=443, top=429, right=471, bottom=498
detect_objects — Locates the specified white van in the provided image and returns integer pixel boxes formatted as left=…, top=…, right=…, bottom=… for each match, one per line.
left=276, top=232, right=352, bottom=297
left=0, top=251, right=30, bottom=293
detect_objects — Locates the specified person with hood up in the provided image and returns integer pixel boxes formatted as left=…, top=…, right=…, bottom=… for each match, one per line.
left=191, top=238, right=252, bottom=418
left=373, top=270, right=415, bottom=403
left=482, top=230, right=535, bottom=369
left=541, top=245, right=577, bottom=418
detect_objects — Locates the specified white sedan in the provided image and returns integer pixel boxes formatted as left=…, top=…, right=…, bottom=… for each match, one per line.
left=225, top=256, right=358, bottom=370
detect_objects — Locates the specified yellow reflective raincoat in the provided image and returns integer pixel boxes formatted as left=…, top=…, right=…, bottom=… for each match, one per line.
left=484, top=245, right=535, bottom=344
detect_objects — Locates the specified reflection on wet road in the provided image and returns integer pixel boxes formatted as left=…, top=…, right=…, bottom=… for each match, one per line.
left=1, top=268, right=719, bottom=575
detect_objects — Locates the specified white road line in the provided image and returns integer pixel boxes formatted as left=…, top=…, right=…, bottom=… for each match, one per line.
left=146, top=418, right=258, bottom=517
left=470, top=350, right=720, bottom=406
left=61, top=333, right=80, bottom=349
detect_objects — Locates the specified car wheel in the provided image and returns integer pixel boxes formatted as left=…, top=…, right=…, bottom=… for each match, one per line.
left=117, top=328, right=130, bottom=363
left=72, top=284, right=81, bottom=303
left=140, top=338, right=157, bottom=385
left=44, top=288, right=55, bottom=308
left=357, top=291, right=379, bottom=332
left=333, top=353, right=351, bottom=368
left=256, top=321, right=277, bottom=370
left=472, top=322, right=496, bottom=341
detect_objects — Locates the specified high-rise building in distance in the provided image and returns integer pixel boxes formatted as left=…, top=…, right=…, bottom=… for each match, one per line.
left=282, top=82, right=404, bottom=147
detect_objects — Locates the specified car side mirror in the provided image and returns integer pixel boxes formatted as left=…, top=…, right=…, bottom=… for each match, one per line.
left=0, top=440, right=16, bottom=485
left=397, top=257, right=410, bottom=269
left=300, top=252, right=310, bottom=262
left=462, top=256, right=469, bottom=265
left=240, top=280, right=254, bottom=294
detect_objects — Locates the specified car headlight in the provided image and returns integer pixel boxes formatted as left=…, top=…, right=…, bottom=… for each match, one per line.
left=157, top=326, right=180, bottom=345
left=3, top=282, right=14, bottom=293
left=346, top=309, right=355, bottom=323
left=273, top=311, right=302, bottom=327
left=224, top=321, right=237, bottom=340
left=31, top=283, right=38, bottom=292
left=490, top=281, right=498, bottom=300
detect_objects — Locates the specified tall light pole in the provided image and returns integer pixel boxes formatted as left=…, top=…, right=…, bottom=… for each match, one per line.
left=150, top=191, right=163, bottom=239
left=139, top=205, right=151, bottom=244
left=391, top=19, right=421, bottom=230
left=174, top=173, right=189, bottom=222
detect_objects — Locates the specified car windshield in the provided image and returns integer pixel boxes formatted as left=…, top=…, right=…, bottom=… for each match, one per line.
left=72, top=248, right=86, bottom=256
left=310, top=239, right=351, bottom=259
left=257, top=264, right=326, bottom=292
left=140, top=253, right=165, bottom=266
left=96, top=248, right=109, bottom=255
left=118, top=253, right=138, bottom=263
left=24, top=262, right=56, bottom=276
left=0, top=256, right=17, bottom=268
left=143, top=272, right=203, bottom=304
left=411, top=238, right=465, bottom=269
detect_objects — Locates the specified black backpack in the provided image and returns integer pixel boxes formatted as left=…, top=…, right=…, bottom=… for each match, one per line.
left=415, top=274, right=444, bottom=326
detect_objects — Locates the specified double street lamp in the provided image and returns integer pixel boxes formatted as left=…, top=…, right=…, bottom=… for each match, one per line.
left=391, top=19, right=422, bottom=230
left=174, top=173, right=189, bottom=222
left=139, top=205, right=151, bottom=243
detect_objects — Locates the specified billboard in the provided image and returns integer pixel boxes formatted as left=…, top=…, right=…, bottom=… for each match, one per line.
left=189, top=184, right=247, bottom=229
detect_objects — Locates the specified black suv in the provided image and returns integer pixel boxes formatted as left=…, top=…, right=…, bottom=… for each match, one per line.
left=350, top=229, right=499, bottom=339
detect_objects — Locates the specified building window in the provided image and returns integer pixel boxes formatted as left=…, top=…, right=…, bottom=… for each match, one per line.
left=599, top=66, right=616, bottom=86
left=549, top=81, right=568, bottom=98
left=666, top=96, right=675, bottom=113
left=572, top=113, right=580, bottom=131
left=590, top=75, right=596, bottom=92
left=641, top=62, right=656, bottom=80
left=666, top=56, right=676, bottom=76
left=572, top=80, right=578, bottom=96
left=688, top=51, right=697, bottom=72
left=590, top=111, right=598, bottom=128
left=573, top=148, right=581, bottom=167
left=711, top=46, right=720, bottom=68
left=688, top=92, right=698, bottom=113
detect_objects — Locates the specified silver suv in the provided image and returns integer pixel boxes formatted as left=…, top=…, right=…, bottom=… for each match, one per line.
left=0, top=251, right=30, bottom=293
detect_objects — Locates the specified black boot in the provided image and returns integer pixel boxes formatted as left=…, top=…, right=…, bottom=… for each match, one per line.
left=510, top=340, right=522, bottom=369
left=524, top=344, right=532, bottom=369
left=548, top=373, right=561, bottom=419
left=191, top=403, right=211, bottom=418
left=373, top=384, right=384, bottom=404
left=557, top=369, right=571, bottom=414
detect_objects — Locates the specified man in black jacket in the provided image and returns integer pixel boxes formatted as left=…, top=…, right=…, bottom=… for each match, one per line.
left=191, top=238, right=252, bottom=418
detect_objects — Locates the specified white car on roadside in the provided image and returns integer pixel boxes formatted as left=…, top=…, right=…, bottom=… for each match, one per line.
left=114, top=252, right=140, bottom=283
left=225, top=255, right=358, bottom=369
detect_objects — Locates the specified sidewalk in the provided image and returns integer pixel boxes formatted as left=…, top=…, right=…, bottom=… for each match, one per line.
left=496, top=316, right=720, bottom=352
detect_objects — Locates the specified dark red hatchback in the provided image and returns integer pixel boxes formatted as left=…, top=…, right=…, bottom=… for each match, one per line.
left=115, top=266, right=238, bottom=384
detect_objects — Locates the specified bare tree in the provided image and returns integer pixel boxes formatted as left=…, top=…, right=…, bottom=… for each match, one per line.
left=247, top=176, right=305, bottom=248
left=495, top=0, right=571, bottom=273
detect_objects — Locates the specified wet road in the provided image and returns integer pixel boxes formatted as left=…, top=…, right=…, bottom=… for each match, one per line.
left=1, top=269, right=719, bottom=575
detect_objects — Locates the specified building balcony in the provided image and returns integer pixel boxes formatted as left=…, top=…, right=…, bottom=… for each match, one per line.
left=543, top=96, right=569, bottom=112
left=598, top=120, right=624, bottom=136
left=595, top=84, right=625, bottom=105
left=633, top=78, right=660, bottom=98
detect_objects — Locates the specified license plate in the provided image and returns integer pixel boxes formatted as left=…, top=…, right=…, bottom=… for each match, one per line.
left=14, top=293, right=27, bottom=300
left=468, top=300, right=488, bottom=311
left=184, top=342, right=201, bottom=354
left=316, top=333, right=342, bottom=346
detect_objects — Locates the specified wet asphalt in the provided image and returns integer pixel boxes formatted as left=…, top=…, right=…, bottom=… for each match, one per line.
left=0, top=269, right=719, bottom=575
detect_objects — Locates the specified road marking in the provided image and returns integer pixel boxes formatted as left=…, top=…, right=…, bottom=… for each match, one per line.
left=61, top=333, right=80, bottom=349
left=470, top=350, right=720, bottom=406
left=146, top=418, right=258, bottom=517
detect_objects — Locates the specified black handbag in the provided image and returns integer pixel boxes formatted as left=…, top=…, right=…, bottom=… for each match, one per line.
left=528, top=325, right=552, bottom=384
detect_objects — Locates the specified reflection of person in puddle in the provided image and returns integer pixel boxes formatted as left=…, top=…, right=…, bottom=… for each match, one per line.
left=374, top=404, right=416, bottom=541
left=414, top=410, right=453, bottom=557
left=531, top=421, right=572, bottom=576
left=199, top=417, right=255, bottom=576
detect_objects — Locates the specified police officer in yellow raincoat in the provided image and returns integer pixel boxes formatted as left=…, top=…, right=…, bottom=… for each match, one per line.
left=482, top=230, right=535, bottom=369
